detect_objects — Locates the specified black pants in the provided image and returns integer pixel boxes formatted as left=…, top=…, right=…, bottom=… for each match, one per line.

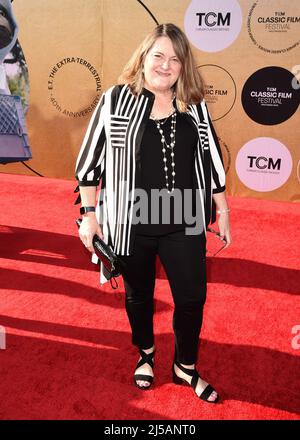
left=119, top=230, right=207, bottom=364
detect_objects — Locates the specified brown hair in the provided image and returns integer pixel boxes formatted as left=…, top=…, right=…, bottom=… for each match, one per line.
left=118, top=23, right=204, bottom=112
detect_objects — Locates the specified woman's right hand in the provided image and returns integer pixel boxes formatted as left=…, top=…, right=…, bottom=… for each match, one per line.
left=79, top=213, right=103, bottom=253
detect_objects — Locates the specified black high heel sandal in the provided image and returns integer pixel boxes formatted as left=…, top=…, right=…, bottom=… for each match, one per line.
left=134, top=348, right=155, bottom=390
left=172, top=361, right=219, bottom=403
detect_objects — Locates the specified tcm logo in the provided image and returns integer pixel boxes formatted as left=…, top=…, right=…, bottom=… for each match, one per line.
left=196, top=12, right=231, bottom=27
left=236, top=137, right=292, bottom=191
left=247, top=156, right=281, bottom=170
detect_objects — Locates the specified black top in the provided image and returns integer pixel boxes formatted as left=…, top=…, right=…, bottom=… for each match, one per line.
left=136, top=111, right=198, bottom=235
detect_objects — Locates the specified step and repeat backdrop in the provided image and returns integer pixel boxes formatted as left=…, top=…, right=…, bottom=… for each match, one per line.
left=0, top=0, right=299, bottom=202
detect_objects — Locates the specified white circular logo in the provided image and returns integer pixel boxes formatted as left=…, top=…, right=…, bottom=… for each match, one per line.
left=235, top=137, right=293, bottom=192
left=184, top=0, right=243, bottom=52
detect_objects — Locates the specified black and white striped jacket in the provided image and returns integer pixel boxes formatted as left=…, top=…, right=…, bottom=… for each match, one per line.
left=75, top=84, right=225, bottom=258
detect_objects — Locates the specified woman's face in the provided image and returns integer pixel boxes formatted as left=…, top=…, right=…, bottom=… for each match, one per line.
left=143, top=36, right=182, bottom=94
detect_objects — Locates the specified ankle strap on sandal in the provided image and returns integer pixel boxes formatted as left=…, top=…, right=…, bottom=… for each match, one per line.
left=174, top=361, right=195, bottom=377
left=136, top=348, right=155, bottom=369
left=174, top=361, right=199, bottom=391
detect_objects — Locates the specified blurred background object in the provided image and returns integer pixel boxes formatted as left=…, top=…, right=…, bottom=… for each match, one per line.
left=0, top=0, right=32, bottom=165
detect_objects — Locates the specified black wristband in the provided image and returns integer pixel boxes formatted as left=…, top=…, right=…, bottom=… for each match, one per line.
left=80, top=206, right=96, bottom=215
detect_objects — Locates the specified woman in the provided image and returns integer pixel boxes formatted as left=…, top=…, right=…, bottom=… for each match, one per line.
left=75, top=23, right=231, bottom=403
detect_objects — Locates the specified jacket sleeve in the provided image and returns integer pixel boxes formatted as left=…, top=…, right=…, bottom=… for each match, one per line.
left=75, top=92, right=107, bottom=187
left=203, top=102, right=226, bottom=194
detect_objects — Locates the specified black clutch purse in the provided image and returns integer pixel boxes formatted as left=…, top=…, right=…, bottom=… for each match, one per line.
left=76, top=219, right=121, bottom=288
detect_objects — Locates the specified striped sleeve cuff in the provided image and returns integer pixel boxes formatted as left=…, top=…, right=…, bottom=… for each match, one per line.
left=77, top=180, right=99, bottom=187
left=212, top=185, right=226, bottom=194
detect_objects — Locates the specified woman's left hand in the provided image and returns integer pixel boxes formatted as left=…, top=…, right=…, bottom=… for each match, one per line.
left=217, top=212, right=231, bottom=248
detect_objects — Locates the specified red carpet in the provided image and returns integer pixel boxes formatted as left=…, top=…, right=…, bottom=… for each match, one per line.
left=0, top=172, right=299, bottom=420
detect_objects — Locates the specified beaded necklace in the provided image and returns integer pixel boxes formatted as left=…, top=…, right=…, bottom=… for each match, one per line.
left=150, top=110, right=177, bottom=193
